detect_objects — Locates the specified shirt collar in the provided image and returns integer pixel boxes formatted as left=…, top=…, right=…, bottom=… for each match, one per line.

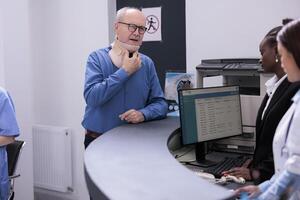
left=292, top=89, right=300, bottom=104
left=265, top=74, right=287, bottom=96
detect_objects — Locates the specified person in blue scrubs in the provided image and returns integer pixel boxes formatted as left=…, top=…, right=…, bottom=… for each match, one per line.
left=0, top=87, right=20, bottom=200
left=82, top=7, right=168, bottom=148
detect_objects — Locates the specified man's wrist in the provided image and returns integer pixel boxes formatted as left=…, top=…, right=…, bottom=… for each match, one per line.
left=139, top=110, right=147, bottom=121
left=122, top=67, right=132, bottom=75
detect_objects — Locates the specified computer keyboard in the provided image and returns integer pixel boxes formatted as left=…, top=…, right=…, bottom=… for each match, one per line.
left=204, top=156, right=250, bottom=178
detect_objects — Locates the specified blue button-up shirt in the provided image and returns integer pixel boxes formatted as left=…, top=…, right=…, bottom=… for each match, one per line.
left=82, top=47, right=168, bottom=134
left=0, top=87, right=20, bottom=200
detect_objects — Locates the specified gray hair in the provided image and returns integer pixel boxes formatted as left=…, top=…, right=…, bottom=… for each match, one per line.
left=115, top=7, right=142, bottom=22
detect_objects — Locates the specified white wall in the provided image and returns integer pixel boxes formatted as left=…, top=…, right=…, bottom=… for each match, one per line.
left=108, top=0, right=117, bottom=43
left=1, top=0, right=109, bottom=199
left=29, top=0, right=109, bottom=199
left=186, top=0, right=300, bottom=74
left=0, top=4, right=5, bottom=86
left=1, top=0, right=34, bottom=199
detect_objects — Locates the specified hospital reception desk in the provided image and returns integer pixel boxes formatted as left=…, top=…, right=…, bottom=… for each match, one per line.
left=84, top=117, right=234, bottom=200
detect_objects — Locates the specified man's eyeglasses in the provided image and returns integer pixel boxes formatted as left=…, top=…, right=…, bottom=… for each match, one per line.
left=118, top=22, right=147, bottom=34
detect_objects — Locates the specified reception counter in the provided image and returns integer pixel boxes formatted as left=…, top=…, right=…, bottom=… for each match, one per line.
left=84, top=117, right=234, bottom=200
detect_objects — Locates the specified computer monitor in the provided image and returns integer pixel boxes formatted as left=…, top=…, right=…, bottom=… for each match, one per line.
left=178, top=85, right=242, bottom=166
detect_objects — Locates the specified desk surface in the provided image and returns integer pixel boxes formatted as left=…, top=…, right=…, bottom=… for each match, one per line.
left=84, top=117, right=234, bottom=200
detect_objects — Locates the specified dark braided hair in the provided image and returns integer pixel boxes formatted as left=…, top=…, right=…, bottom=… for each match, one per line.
left=277, top=19, right=300, bottom=69
left=264, top=18, right=294, bottom=48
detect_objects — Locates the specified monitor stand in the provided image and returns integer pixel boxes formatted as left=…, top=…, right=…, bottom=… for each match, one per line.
left=195, top=142, right=217, bottom=167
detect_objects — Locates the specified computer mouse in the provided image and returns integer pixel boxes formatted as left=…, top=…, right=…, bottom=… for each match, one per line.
left=217, top=175, right=246, bottom=184
left=226, top=175, right=246, bottom=184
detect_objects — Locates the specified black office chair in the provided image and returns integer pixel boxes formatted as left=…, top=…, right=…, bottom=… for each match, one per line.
left=6, top=140, right=25, bottom=200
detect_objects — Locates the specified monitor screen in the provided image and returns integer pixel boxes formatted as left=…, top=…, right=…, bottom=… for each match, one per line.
left=178, top=86, right=242, bottom=145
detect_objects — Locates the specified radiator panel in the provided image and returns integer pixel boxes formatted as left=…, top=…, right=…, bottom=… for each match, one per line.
left=33, top=125, right=72, bottom=192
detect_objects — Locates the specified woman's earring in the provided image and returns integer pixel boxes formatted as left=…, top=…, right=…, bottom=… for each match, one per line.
left=275, top=56, right=279, bottom=63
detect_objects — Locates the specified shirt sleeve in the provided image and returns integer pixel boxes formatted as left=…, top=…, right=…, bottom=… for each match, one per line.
left=258, top=176, right=273, bottom=194
left=0, top=90, right=20, bottom=136
left=83, top=51, right=129, bottom=106
left=139, top=58, right=168, bottom=121
left=256, top=170, right=300, bottom=200
left=285, top=102, right=300, bottom=175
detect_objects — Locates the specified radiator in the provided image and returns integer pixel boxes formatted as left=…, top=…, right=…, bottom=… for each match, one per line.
left=32, top=125, right=73, bottom=192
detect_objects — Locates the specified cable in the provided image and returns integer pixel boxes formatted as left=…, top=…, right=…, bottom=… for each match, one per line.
left=174, top=147, right=194, bottom=159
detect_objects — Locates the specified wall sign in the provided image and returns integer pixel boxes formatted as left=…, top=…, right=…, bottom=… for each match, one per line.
left=142, top=7, right=162, bottom=42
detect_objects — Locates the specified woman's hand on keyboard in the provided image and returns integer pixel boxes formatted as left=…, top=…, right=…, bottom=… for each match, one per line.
left=235, top=185, right=261, bottom=199
left=222, top=167, right=252, bottom=180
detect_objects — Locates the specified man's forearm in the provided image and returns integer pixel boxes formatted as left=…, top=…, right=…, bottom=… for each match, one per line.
left=84, top=68, right=129, bottom=106
left=140, top=98, right=168, bottom=121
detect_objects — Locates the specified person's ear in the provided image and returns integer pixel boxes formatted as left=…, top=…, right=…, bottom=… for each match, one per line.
left=272, top=44, right=279, bottom=54
left=273, top=46, right=280, bottom=63
left=275, top=54, right=279, bottom=63
left=114, top=22, right=119, bottom=33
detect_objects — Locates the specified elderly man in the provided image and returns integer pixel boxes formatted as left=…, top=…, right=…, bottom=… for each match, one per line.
left=82, top=7, right=168, bottom=148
